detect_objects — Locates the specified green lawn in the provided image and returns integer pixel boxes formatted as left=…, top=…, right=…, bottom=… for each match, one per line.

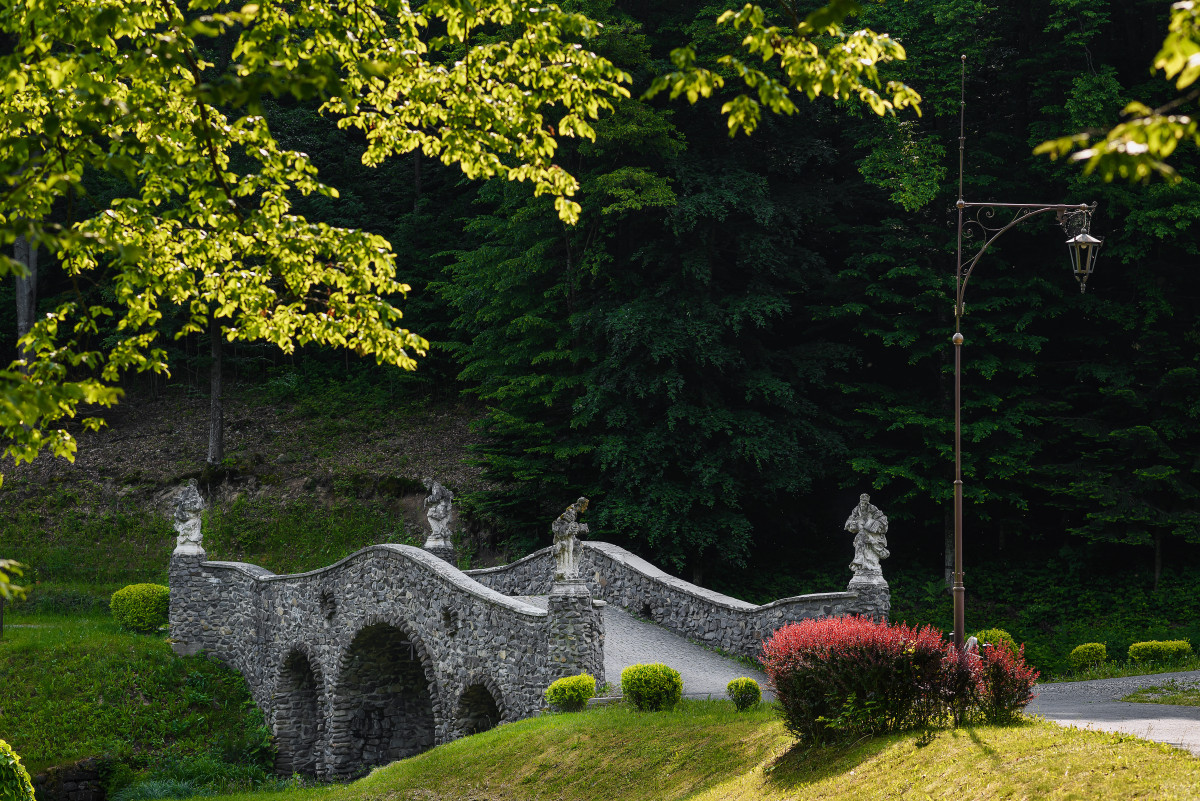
left=1123, top=680, right=1200, bottom=707
left=0, top=612, right=271, bottom=781
left=194, top=701, right=1200, bottom=801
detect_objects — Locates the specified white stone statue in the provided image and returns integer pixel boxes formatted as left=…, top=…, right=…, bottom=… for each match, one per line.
left=552, top=497, right=589, bottom=582
left=173, top=479, right=206, bottom=556
left=845, top=493, right=889, bottom=579
left=422, top=478, right=454, bottom=551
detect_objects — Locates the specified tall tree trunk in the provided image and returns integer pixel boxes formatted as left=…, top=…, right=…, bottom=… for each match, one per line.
left=207, top=318, right=224, bottom=465
left=13, top=234, right=37, bottom=366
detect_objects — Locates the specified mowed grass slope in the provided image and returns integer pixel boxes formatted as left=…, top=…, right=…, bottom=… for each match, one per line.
left=0, top=613, right=270, bottom=775
left=209, top=701, right=1200, bottom=801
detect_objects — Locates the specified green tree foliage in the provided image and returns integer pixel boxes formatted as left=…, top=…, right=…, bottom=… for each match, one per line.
left=441, top=1, right=854, bottom=572
left=0, top=0, right=631, bottom=475
left=1037, top=1, right=1200, bottom=181
left=823, top=0, right=1200, bottom=584
left=646, top=0, right=921, bottom=135
left=0, top=560, right=24, bottom=601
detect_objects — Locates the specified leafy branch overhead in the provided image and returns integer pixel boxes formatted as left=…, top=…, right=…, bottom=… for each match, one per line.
left=1036, top=1, right=1200, bottom=181
left=0, top=0, right=631, bottom=474
left=644, top=0, right=922, bottom=135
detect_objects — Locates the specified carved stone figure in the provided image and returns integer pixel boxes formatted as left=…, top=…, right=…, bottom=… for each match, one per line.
left=845, top=493, right=889, bottom=579
left=173, top=479, right=206, bottom=555
left=551, top=497, right=589, bottom=582
left=422, top=478, right=454, bottom=559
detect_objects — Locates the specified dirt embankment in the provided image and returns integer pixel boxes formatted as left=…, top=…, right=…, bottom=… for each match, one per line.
left=1, top=384, right=494, bottom=550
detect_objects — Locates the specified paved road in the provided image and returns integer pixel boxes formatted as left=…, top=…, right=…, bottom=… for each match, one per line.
left=1027, top=670, right=1200, bottom=755
left=518, top=596, right=770, bottom=699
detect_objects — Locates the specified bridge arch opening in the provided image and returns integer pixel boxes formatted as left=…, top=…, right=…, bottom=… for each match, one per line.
left=273, top=649, right=325, bottom=776
left=330, top=622, right=436, bottom=776
left=454, top=683, right=502, bottom=737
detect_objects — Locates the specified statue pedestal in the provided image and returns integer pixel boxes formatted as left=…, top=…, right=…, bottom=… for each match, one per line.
left=547, top=579, right=604, bottom=684
left=847, top=573, right=890, bottom=622
left=423, top=539, right=456, bottom=565
left=169, top=549, right=207, bottom=656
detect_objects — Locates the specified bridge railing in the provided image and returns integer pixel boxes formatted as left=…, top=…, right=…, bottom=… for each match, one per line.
left=466, top=541, right=872, bottom=659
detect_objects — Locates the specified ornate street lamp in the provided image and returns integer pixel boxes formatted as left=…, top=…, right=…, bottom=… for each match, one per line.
left=949, top=56, right=1102, bottom=649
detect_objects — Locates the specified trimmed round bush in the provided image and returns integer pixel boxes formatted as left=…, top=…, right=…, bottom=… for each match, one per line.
left=974, top=628, right=1018, bottom=657
left=1069, top=642, right=1107, bottom=673
left=0, top=739, right=35, bottom=801
left=726, top=677, right=761, bottom=711
left=544, top=673, right=596, bottom=712
left=110, top=583, right=170, bottom=633
left=621, top=663, right=682, bottom=712
left=1128, top=639, right=1193, bottom=664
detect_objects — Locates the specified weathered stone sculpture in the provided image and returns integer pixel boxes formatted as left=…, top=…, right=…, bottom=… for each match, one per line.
left=547, top=497, right=601, bottom=682
left=422, top=478, right=455, bottom=564
left=844, top=493, right=890, bottom=620
left=551, top=497, right=588, bottom=582
left=172, top=479, right=206, bottom=556
left=846, top=493, right=889, bottom=578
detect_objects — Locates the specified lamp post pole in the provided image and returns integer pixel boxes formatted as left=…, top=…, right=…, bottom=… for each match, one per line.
left=950, top=56, right=1102, bottom=650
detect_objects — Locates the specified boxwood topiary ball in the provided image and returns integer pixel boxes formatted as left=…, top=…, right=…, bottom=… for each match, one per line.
left=544, top=673, right=597, bottom=712
left=110, top=583, right=170, bottom=634
left=620, top=663, right=682, bottom=712
left=726, top=677, right=762, bottom=711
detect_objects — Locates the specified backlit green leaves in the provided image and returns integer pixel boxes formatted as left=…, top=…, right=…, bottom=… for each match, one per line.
left=0, top=0, right=632, bottom=469
left=0, top=559, right=25, bottom=600
left=645, top=0, right=921, bottom=135
left=1035, top=1, right=1200, bottom=182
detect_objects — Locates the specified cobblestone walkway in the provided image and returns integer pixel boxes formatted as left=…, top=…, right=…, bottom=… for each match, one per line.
left=517, top=596, right=770, bottom=699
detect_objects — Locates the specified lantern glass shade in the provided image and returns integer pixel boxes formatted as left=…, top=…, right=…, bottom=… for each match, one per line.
left=1066, top=232, right=1102, bottom=290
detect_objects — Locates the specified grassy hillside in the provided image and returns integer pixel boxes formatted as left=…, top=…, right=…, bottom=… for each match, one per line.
left=0, top=380, right=492, bottom=611
left=0, top=613, right=272, bottom=782
left=203, top=701, right=1200, bottom=801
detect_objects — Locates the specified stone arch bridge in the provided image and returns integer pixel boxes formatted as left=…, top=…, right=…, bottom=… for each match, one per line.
left=170, top=539, right=888, bottom=778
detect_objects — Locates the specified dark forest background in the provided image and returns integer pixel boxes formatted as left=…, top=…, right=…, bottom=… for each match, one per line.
left=6, top=0, right=1200, bottom=669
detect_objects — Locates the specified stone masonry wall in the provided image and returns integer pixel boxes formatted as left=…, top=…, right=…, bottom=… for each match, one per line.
left=467, top=541, right=876, bottom=659
left=32, top=759, right=103, bottom=801
left=170, top=544, right=574, bottom=778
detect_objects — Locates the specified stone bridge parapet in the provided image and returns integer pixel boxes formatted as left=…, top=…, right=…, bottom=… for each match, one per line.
left=466, top=541, right=885, bottom=659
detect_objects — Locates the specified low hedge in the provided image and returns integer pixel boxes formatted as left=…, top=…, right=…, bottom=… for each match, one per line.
left=1068, top=642, right=1107, bottom=673
left=621, top=663, right=682, bottom=712
left=110, top=583, right=170, bottom=634
left=974, top=628, right=1018, bottom=657
left=726, top=677, right=761, bottom=712
left=1128, top=640, right=1193, bottom=664
left=545, top=674, right=596, bottom=712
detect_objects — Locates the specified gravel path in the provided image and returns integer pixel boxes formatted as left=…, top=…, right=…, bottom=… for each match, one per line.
left=517, top=596, right=770, bottom=699
left=1027, top=670, right=1200, bottom=755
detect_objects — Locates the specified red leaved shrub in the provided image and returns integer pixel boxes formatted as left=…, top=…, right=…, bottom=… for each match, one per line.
left=976, top=641, right=1039, bottom=723
left=761, top=616, right=949, bottom=742
left=761, top=616, right=1039, bottom=742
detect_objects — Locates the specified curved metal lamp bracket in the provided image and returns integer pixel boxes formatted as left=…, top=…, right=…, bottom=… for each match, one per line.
left=955, top=201, right=1094, bottom=321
